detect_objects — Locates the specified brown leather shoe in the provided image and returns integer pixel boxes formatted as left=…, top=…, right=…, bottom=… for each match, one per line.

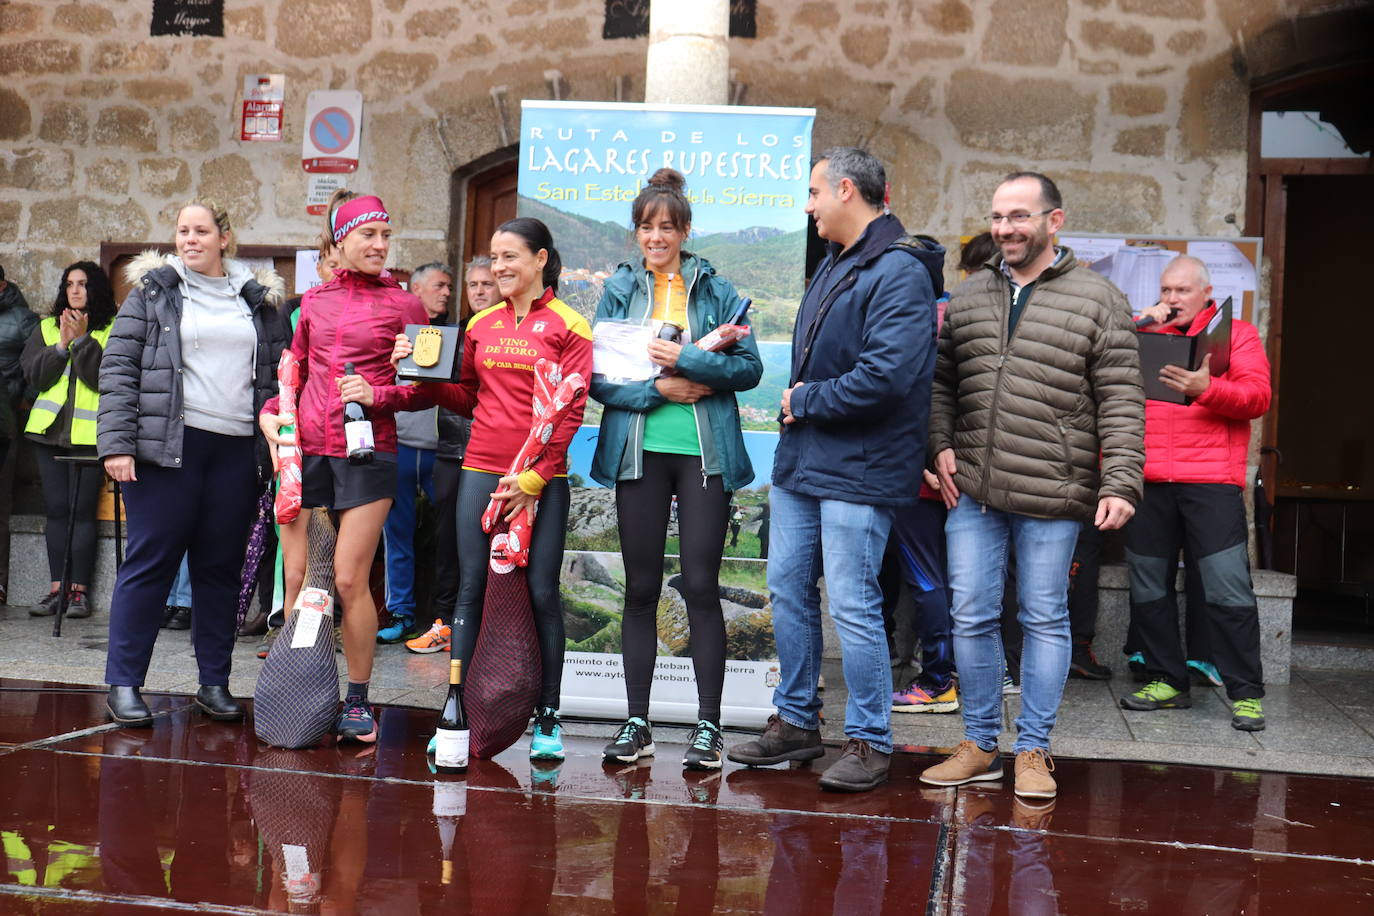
left=818, top=738, right=890, bottom=792
left=237, top=609, right=269, bottom=637
left=726, top=713, right=824, bottom=766
left=1014, top=748, right=1057, bottom=799
left=1011, top=796, right=1056, bottom=829
left=920, top=740, right=1003, bottom=786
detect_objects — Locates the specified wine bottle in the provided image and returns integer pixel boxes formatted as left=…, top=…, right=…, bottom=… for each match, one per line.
left=432, top=779, right=465, bottom=886
left=434, top=658, right=469, bottom=773
left=342, top=362, right=375, bottom=465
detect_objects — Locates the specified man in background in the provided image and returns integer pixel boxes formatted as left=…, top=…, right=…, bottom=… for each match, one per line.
left=1120, top=255, right=1271, bottom=732
left=379, top=263, right=455, bottom=643
left=405, top=257, right=493, bottom=653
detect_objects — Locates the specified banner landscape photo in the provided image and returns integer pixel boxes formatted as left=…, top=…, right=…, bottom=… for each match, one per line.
left=517, top=100, right=814, bottom=725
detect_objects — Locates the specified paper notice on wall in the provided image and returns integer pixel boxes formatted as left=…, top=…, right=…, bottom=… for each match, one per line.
left=306, top=173, right=347, bottom=217
left=1188, top=241, right=1256, bottom=320
left=1100, top=246, right=1179, bottom=314
left=236, top=256, right=275, bottom=276
left=295, top=250, right=322, bottom=293
left=1059, top=236, right=1126, bottom=273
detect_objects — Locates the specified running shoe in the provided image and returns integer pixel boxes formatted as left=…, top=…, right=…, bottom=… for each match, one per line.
left=1002, top=675, right=1021, bottom=696
left=1126, top=651, right=1147, bottom=682
left=29, top=589, right=61, bottom=617
left=893, top=680, right=960, bottom=713
left=530, top=706, right=565, bottom=760
left=65, top=589, right=93, bottom=619
left=406, top=619, right=451, bottom=654
left=1069, top=642, right=1112, bottom=680
left=603, top=716, right=655, bottom=763
left=1230, top=697, right=1265, bottom=731
left=683, top=720, right=724, bottom=770
left=256, top=627, right=280, bottom=659
left=1187, top=659, right=1224, bottom=687
left=531, top=760, right=563, bottom=791
left=377, top=616, right=416, bottom=644
left=335, top=697, right=378, bottom=743
left=1120, top=679, right=1192, bottom=711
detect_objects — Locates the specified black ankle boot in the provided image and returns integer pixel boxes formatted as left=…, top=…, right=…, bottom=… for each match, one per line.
left=107, top=686, right=153, bottom=726
left=195, top=685, right=245, bottom=721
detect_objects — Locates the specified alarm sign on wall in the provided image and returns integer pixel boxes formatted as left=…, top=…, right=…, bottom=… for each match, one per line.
left=241, top=74, right=284, bottom=142
left=302, top=90, right=362, bottom=173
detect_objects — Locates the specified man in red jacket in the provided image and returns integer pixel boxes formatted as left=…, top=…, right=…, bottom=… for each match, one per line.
left=1120, top=255, right=1272, bottom=731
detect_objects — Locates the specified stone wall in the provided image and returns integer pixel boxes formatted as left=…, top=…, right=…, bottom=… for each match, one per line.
left=0, top=0, right=1361, bottom=301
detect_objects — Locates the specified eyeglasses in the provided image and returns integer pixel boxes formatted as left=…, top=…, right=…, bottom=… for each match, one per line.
left=987, top=208, right=1056, bottom=227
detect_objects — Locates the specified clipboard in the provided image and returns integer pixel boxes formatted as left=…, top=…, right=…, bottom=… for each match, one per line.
left=1136, top=296, right=1232, bottom=405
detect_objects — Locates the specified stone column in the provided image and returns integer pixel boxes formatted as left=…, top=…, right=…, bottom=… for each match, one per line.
left=644, top=0, right=729, bottom=105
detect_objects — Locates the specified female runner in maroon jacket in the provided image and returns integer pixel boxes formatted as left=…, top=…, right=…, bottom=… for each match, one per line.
left=262, top=189, right=429, bottom=743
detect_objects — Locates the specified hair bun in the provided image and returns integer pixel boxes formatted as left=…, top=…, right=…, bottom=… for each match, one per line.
left=647, top=168, right=686, bottom=194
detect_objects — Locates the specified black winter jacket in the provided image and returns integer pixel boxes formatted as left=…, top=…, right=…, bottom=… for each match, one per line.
left=0, top=280, right=37, bottom=406
left=97, top=252, right=289, bottom=478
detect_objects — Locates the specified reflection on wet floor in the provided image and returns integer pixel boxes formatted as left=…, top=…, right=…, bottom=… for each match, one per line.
left=1, top=682, right=1372, bottom=913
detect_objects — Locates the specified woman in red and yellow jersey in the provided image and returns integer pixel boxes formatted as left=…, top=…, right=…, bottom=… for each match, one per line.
left=397, top=217, right=591, bottom=760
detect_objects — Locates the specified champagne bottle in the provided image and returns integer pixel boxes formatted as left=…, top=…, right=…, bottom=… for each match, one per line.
left=342, top=361, right=375, bottom=464
left=434, top=659, right=469, bottom=773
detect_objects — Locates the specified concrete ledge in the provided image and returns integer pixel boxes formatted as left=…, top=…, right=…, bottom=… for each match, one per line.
left=7, top=515, right=125, bottom=607
left=819, top=563, right=1295, bottom=686
left=1095, top=564, right=1295, bottom=686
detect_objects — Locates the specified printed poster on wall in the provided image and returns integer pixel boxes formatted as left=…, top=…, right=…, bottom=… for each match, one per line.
left=1059, top=233, right=1263, bottom=323
left=517, top=100, right=814, bottom=727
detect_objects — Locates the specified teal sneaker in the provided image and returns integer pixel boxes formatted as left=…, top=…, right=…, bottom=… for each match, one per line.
left=530, top=706, right=565, bottom=760
left=1002, top=675, right=1021, bottom=696
left=1126, top=652, right=1147, bottom=683
left=1120, top=679, right=1192, bottom=711
left=1231, top=697, right=1265, bottom=731
left=682, top=720, right=724, bottom=771
left=1187, top=659, right=1224, bottom=687
left=377, top=616, right=416, bottom=644
left=531, top=760, right=563, bottom=791
left=603, top=716, right=655, bottom=763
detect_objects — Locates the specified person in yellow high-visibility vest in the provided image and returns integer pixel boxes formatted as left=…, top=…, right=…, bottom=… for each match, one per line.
left=21, top=261, right=116, bottom=619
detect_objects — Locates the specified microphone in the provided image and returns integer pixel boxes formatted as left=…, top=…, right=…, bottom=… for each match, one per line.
left=1135, top=307, right=1179, bottom=329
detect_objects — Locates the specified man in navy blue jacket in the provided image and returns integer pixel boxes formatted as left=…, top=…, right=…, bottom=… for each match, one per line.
left=728, top=147, right=943, bottom=792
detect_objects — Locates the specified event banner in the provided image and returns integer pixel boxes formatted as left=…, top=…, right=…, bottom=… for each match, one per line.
left=517, top=100, right=814, bottom=726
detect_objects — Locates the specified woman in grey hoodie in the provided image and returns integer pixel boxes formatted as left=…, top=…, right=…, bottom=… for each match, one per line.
left=96, top=198, right=289, bottom=726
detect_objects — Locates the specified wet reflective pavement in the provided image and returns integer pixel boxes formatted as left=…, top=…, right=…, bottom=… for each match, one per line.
left=1, top=682, right=1373, bottom=913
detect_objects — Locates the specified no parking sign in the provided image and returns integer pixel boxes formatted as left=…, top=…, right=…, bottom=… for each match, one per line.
left=302, top=90, right=362, bottom=173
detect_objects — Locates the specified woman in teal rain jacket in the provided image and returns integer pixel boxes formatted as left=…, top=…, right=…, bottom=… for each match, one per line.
left=589, top=168, right=762, bottom=772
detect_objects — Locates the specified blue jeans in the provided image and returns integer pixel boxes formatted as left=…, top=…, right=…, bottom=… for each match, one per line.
left=768, top=485, right=895, bottom=754
left=945, top=495, right=1079, bottom=752
left=382, top=443, right=436, bottom=621
left=166, top=554, right=191, bottom=607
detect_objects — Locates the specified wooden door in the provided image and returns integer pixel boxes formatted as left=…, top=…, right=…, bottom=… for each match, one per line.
left=463, top=161, right=518, bottom=267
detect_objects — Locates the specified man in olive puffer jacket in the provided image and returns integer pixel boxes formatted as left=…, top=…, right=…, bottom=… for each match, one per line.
left=919, top=172, right=1144, bottom=801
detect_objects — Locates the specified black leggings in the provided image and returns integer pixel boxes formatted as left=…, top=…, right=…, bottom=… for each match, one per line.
left=32, top=443, right=102, bottom=587
left=452, top=468, right=569, bottom=709
left=616, top=451, right=729, bottom=724
left=432, top=457, right=462, bottom=623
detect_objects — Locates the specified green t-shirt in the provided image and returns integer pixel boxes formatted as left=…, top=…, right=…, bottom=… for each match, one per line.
left=642, top=270, right=700, bottom=455
left=643, top=400, right=700, bottom=455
